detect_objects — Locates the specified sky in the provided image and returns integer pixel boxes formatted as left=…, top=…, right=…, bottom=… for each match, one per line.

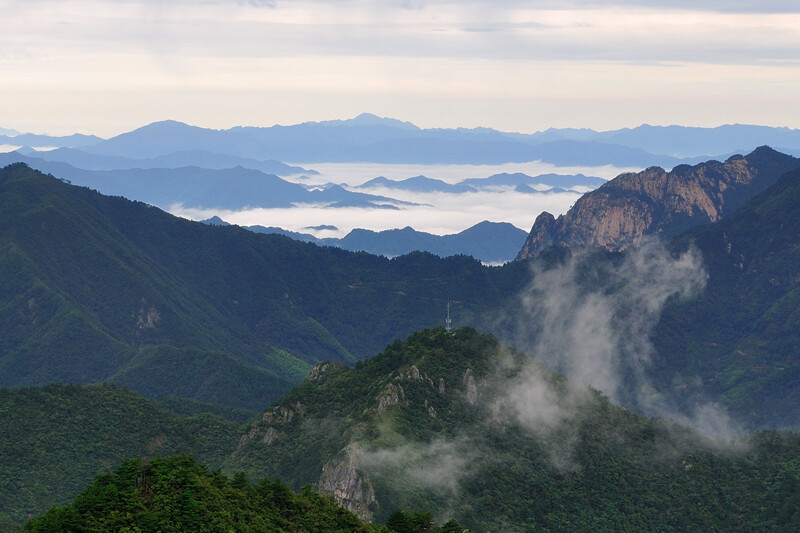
left=2, top=0, right=800, bottom=137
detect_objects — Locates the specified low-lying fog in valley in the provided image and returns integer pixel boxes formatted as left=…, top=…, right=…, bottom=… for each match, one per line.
left=171, top=161, right=637, bottom=238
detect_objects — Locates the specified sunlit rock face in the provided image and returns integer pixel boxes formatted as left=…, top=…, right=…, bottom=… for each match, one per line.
left=517, top=147, right=799, bottom=259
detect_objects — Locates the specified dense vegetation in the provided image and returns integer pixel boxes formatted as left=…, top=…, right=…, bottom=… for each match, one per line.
left=655, top=165, right=800, bottom=427
left=4, top=157, right=800, bottom=428
left=4, top=154, right=800, bottom=531
left=5, top=328, right=800, bottom=531
left=20, top=455, right=469, bottom=533
left=0, top=384, right=240, bottom=531
left=0, top=163, right=529, bottom=412
left=230, top=327, right=800, bottom=531
left=20, top=455, right=379, bottom=533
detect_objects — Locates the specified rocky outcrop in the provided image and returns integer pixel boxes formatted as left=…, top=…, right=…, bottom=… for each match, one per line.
left=236, top=401, right=304, bottom=451
left=307, top=361, right=346, bottom=382
left=463, top=368, right=478, bottom=405
left=376, top=383, right=406, bottom=414
left=517, top=146, right=800, bottom=259
left=318, top=444, right=377, bottom=521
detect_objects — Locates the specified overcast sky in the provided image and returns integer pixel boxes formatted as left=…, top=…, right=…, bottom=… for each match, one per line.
left=2, top=0, right=799, bottom=136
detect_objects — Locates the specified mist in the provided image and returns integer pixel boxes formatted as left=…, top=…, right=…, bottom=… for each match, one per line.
left=505, top=239, right=743, bottom=444
left=359, top=436, right=472, bottom=497
left=342, top=241, right=744, bottom=514
left=170, top=160, right=629, bottom=238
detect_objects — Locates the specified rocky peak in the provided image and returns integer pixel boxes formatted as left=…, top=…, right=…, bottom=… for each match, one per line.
left=307, top=361, right=346, bottom=382
left=516, top=147, right=800, bottom=260
left=463, top=368, right=479, bottom=405
left=236, top=401, right=304, bottom=451
left=376, top=382, right=406, bottom=414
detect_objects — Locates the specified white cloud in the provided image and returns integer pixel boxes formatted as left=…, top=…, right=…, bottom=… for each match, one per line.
left=170, top=188, right=579, bottom=237
left=502, top=239, right=744, bottom=443
left=168, top=161, right=623, bottom=237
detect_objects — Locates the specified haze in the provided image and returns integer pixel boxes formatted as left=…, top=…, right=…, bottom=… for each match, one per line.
left=3, top=0, right=800, bottom=137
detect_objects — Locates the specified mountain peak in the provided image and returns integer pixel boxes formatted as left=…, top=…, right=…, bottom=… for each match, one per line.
left=317, top=113, right=420, bottom=131
left=134, top=119, right=206, bottom=132
left=516, top=147, right=800, bottom=259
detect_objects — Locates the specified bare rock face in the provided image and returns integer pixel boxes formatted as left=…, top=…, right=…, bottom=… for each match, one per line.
left=318, top=444, right=377, bottom=521
left=517, top=147, right=800, bottom=259
left=307, top=361, right=346, bottom=382
left=376, top=383, right=406, bottom=414
left=236, top=402, right=304, bottom=451
left=463, top=368, right=478, bottom=405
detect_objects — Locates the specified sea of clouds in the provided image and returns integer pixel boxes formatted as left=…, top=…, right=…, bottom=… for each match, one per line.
left=172, top=160, right=635, bottom=237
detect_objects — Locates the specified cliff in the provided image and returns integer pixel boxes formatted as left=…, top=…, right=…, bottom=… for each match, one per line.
left=517, top=146, right=800, bottom=259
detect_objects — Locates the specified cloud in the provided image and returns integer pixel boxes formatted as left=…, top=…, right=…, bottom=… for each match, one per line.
left=170, top=189, right=573, bottom=238
left=169, top=160, right=620, bottom=237
left=3, top=0, right=799, bottom=136
left=359, top=436, right=472, bottom=497
left=241, top=0, right=277, bottom=6
left=511, top=240, right=705, bottom=401
left=7, top=2, right=800, bottom=63
left=505, top=239, right=743, bottom=443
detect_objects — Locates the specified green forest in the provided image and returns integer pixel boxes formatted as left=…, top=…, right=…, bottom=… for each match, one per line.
left=3, top=155, right=800, bottom=531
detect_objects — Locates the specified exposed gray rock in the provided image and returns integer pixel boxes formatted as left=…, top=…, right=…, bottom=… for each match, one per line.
left=261, top=426, right=283, bottom=445
left=377, top=383, right=406, bottom=414
left=318, top=444, right=377, bottom=521
left=463, top=369, right=478, bottom=405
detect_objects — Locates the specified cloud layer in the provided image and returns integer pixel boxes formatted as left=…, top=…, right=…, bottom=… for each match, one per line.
left=169, top=160, right=622, bottom=237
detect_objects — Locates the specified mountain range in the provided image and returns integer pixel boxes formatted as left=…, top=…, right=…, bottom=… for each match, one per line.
left=3, top=146, right=800, bottom=425
left=240, top=221, right=528, bottom=264
left=14, top=146, right=316, bottom=176
left=0, top=149, right=585, bottom=264
left=5, top=139, right=800, bottom=530
left=0, top=162, right=531, bottom=414
left=0, top=153, right=404, bottom=210
left=356, top=172, right=605, bottom=193
left=227, top=327, right=800, bottom=530
left=509, top=146, right=800, bottom=428
left=517, top=146, right=800, bottom=258
left=5, top=114, right=800, bottom=166
left=653, top=162, right=800, bottom=427
left=0, top=151, right=589, bottom=212
left=7, top=330, right=800, bottom=532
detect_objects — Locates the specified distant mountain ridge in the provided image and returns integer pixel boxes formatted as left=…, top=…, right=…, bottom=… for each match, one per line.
left=85, top=120, right=687, bottom=166
left=244, top=220, right=528, bottom=264
left=517, top=146, right=800, bottom=259
left=16, top=147, right=316, bottom=175
left=357, top=172, right=605, bottom=193
left=7, top=115, right=800, bottom=167
left=0, top=132, right=102, bottom=149
left=0, top=153, right=402, bottom=210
